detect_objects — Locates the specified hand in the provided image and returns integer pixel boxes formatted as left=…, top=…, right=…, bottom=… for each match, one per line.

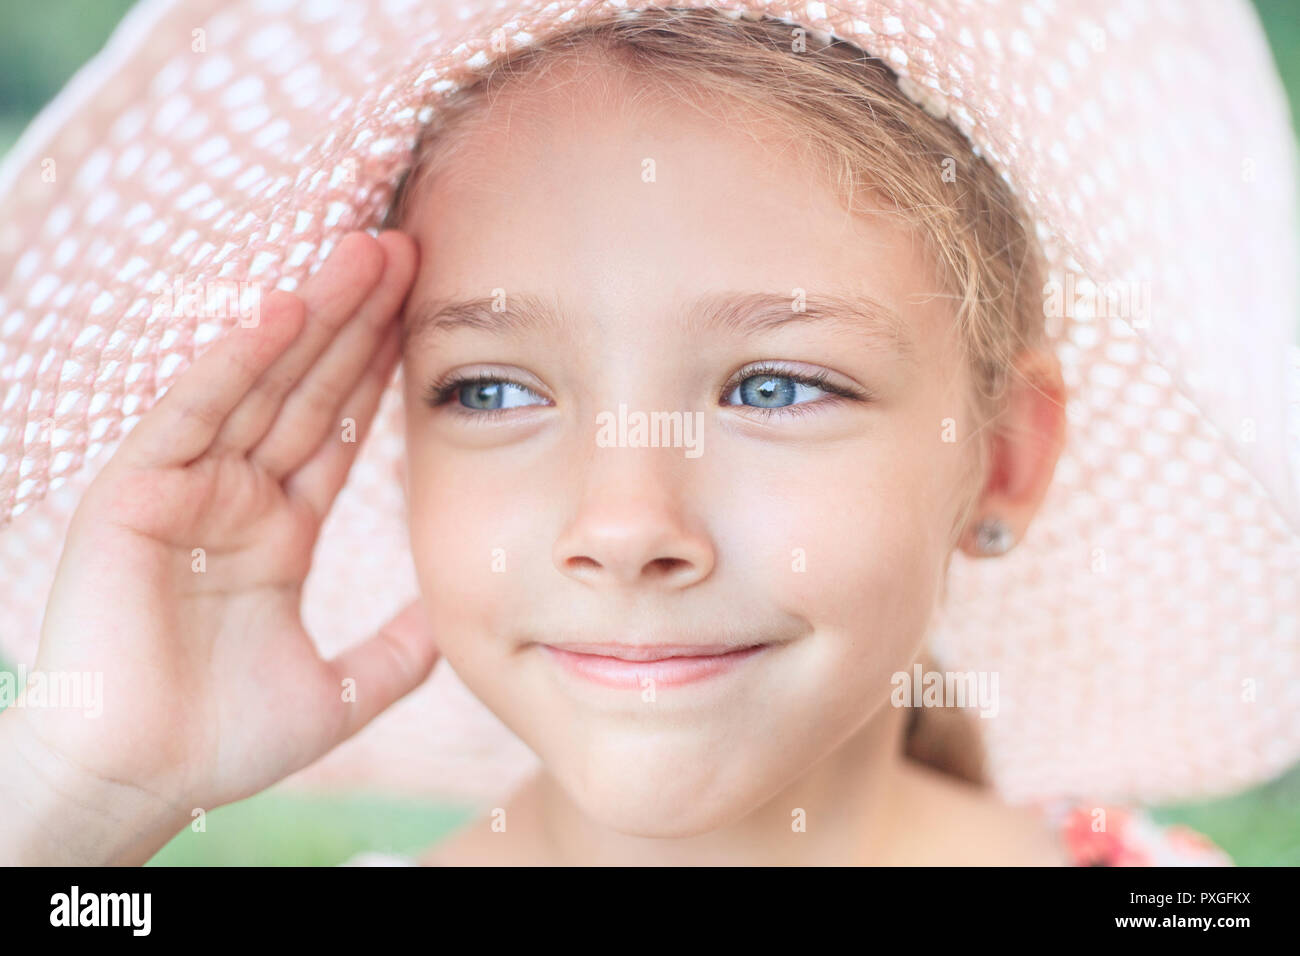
left=16, top=230, right=436, bottom=855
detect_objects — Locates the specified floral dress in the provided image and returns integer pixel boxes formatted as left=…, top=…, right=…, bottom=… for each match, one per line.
left=1035, top=799, right=1234, bottom=866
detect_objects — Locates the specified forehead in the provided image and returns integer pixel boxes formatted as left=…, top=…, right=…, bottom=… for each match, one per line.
left=399, top=57, right=954, bottom=364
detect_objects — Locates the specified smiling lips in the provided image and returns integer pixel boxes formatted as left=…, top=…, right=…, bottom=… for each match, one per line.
left=540, top=643, right=768, bottom=689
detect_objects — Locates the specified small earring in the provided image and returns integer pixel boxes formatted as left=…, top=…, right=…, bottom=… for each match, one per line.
left=973, top=516, right=1015, bottom=556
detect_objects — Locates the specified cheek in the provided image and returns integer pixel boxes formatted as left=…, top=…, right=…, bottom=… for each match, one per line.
left=403, top=444, right=552, bottom=655
left=731, top=432, right=956, bottom=687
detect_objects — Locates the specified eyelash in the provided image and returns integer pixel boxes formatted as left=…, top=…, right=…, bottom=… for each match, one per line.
left=422, top=372, right=549, bottom=422
left=719, top=362, right=871, bottom=419
left=422, top=364, right=871, bottom=420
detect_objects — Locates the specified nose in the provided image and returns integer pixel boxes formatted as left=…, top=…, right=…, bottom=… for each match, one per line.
left=553, top=462, right=716, bottom=590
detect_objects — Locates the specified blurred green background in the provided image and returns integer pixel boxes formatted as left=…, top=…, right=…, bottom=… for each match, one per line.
left=1, top=0, right=1298, bottom=866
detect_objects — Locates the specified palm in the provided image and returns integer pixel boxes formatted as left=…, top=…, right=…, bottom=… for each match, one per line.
left=26, top=231, right=438, bottom=815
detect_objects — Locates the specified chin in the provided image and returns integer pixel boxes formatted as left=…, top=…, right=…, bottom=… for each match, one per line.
left=552, top=745, right=773, bottom=839
left=576, top=787, right=749, bottom=839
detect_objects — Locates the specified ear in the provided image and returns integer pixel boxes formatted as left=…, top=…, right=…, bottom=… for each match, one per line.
left=957, top=348, right=1068, bottom=558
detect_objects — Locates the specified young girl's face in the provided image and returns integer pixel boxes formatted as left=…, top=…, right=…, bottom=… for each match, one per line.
left=399, top=61, right=981, bottom=836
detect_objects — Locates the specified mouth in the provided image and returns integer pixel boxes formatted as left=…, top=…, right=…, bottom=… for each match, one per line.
left=538, top=642, right=770, bottom=689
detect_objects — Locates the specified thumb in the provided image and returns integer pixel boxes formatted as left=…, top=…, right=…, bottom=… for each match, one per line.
left=324, top=597, right=440, bottom=744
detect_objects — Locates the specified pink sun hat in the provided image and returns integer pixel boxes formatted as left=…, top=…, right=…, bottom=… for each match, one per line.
left=1, top=0, right=1298, bottom=809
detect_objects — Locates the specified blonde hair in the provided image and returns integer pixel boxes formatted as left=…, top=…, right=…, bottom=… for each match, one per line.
left=384, top=6, right=1052, bottom=785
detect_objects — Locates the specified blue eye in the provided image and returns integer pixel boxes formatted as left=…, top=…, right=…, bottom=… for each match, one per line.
left=456, top=380, right=545, bottom=410
left=724, top=371, right=832, bottom=408
left=424, top=373, right=549, bottom=413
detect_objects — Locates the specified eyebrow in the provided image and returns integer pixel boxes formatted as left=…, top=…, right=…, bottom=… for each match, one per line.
left=402, top=289, right=915, bottom=363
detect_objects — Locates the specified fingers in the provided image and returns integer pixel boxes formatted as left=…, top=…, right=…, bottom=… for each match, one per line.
left=207, top=231, right=389, bottom=458
left=247, top=230, right=418, bottom=479
left=112, top=292, right=306, bottom=472
left=283, top=316, right=402, bottom=524
left=323, top=598, right=440, bottom=744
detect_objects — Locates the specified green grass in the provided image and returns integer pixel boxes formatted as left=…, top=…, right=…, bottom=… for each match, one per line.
left=0, top=116, right=29, bottom=159
left=1150, top=763, right=1300, bottom=867
left=1254, top=0, right=1300, bottom=140
left=146, top=789, right=477, bottom=867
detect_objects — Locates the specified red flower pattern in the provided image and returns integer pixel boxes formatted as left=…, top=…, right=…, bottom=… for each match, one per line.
left=1046, top=801, right=1232, bottom=867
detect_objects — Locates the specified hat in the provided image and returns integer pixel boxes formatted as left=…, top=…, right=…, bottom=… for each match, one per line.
left=1, top=0, right=1298, bottom=809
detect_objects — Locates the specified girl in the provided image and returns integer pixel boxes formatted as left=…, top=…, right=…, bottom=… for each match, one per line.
left=1, top=2, right=1292, bottom=865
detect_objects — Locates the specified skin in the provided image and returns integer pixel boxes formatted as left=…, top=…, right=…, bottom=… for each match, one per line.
left=0, top=51, right=1066, bottom=867
left=396, top=55, right=1069, bottom=865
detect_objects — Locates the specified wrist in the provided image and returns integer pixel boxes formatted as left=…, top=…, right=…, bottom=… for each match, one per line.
left=0, top=708, right=192, bottom=865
